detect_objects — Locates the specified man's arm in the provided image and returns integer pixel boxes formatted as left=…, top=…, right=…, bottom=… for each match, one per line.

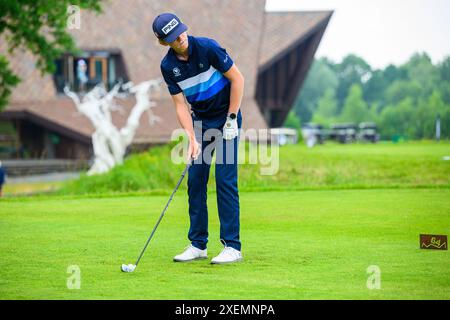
left=223, top=64, right=244, bottom=115
left=171, top=93, right=200, bottom=160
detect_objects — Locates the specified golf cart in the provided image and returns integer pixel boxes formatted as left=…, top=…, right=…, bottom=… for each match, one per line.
left=358, top=122, right=380, bottom=143
left=330, top=123, right=357, bottom=144
left=301, top=123, right=325, bottom=147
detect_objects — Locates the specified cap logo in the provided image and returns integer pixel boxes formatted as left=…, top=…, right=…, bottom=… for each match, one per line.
left=162, top=18, right=179, bottom=35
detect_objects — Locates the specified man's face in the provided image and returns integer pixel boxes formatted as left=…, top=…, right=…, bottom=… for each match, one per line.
left=161, top=32, right=188, bottom=52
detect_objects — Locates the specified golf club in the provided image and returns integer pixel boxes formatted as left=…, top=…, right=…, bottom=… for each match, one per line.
left=121, top=158, right=193, bottom=272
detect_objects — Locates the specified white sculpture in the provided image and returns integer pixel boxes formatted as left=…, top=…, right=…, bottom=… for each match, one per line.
left=64, top=79, right=162, bottom=175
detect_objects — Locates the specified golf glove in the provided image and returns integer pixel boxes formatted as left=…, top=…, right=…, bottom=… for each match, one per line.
left=223, top=115, right=238, bottom=140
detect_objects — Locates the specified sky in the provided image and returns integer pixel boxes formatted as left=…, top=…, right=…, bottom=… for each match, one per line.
left=265, top=0, right=450, bottom=69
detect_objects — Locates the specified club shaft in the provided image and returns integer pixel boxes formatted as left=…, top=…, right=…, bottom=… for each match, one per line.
left=134, top=161, right=191, bottom=266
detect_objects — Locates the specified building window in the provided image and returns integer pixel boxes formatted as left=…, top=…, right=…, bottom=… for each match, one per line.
left=53, top=50, right=129, bottom=93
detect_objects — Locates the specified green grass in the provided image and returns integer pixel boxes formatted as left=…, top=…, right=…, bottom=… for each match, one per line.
left=1, top=142, right=449, bottom=299
left=4, top=141, right=449, bottom=197
left=2, top=181, right=63, bottom=197
left=0, top=189, right=449, bottom=299
left=239, top=140, right=450, bottom=191
left=58, top=141, right=450, bottom=196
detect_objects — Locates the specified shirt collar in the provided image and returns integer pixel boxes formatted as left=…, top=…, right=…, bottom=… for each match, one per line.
left=169, top=35, right=194, bottom=62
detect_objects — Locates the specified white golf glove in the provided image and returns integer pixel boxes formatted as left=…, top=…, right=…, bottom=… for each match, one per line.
left=223, top=114, right=238, bottom=140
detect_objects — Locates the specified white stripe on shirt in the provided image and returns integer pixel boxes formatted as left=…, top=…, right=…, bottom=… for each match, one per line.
left=177, top=65, right=217, bottom=90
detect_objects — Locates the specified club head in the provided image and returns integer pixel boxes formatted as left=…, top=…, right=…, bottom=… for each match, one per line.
left=121, top=263, right=136, bottom=273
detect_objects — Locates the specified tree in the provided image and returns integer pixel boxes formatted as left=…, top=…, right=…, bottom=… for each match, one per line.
left=334, top=54, right=372, bottom=112
left=415, top=90, right=450, bottom=139
left=383, top=64, right=407, bottom=83
left=385, top=80, right=422, bottom=106
left=0, top=55, right=20, bottom=109
left=293, top=57, right=338, bottom=123
left=363, top=63, right=409, bottom=115
left=283, top=110, right=301, bottom=129
left=289, top=51, right=448, bottom=141
left=437, top=56, right=450, bottom=105
left=363, top=70, right=386, bottom=106
left=0, top=0, right=103, bottom=111
left=380, top=98, right=416, bottom=139
left=403, top=53, right=439, bottom=100
left=312, top=88, right=338, bottom=125
left=339, top=84, right=373, bottom=124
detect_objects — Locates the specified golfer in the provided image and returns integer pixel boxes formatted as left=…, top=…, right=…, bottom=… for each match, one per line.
left=153, top=13, right=244, bottom=264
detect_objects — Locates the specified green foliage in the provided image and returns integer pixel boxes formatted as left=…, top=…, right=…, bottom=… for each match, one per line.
left=296, top=52, right=450, bottom=140
left=415, top=91, right=450, bottom=139
left=437, top=56, right=450, bottom=104
left=0, top=56, right=20, bottom=109
left=339, top=84, right=373, bottom=123
left=363, top=70, right=386, bottom=105
left=0, top=0, right=103, bottom=111
left=378, top=90, right=450, bottom=140
left=283, top=110, right=301, bottom=129
left=312, top=88, right=337, bottom=125
left=293, top=57, right=338, bottom=122
left=60, top=142, right=186, bottom=195
left=0, top=120, right=15, bottom=134
left=334, top=54, right=372, bottom=113
left=385, top=80, right=422, bottom=105
left=380, top=98, right=416, bottom=139
left=404, top=53, right=439, bottom=98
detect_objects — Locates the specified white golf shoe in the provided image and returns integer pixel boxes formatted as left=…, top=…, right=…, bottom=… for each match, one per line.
left=211, top=246, right=243, bottom=264
left=173, top=245, right=207, bottom=262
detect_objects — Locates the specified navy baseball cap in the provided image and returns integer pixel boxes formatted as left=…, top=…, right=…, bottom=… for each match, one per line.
left=152, top=13, right=188, bottom=43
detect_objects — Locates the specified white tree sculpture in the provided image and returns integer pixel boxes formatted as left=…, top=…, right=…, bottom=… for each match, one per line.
left=64, top=79, right=162, bottom=175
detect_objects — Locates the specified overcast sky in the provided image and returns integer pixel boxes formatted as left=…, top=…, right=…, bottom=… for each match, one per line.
left=265, top=0, right=450, bottom=69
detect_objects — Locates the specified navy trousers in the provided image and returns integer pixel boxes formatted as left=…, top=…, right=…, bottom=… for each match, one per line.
left=187, top=111, right=242, bottom=251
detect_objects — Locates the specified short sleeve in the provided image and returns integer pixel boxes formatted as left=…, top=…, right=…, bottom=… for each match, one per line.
left=160, top=65, right=182, bottom=95
left=207, top=39, right=234, bottom=74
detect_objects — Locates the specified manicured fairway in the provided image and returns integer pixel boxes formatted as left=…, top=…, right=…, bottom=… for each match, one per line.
left=0, top=188, right=448, bottom=299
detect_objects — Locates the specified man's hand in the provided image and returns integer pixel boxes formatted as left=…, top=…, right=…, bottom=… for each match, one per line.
left=188, top=138, right=201, bottom=161
left=223, top=116, right=238, bottom=140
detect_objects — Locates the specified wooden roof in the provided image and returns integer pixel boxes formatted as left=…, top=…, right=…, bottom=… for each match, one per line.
left=259, top=11, right=333, bottom=69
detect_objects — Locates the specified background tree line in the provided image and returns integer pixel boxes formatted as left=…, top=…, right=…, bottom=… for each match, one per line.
left=284, top=53, right=450, bottom=140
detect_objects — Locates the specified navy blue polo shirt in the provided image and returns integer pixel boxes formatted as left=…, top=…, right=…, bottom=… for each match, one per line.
left=160, top=35, right=234, bottom=118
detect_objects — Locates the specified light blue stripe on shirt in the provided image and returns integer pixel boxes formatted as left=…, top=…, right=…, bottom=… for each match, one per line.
left=186, top=76, right=229, bottom=103
left=183, top=70, right=223, bottom=97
